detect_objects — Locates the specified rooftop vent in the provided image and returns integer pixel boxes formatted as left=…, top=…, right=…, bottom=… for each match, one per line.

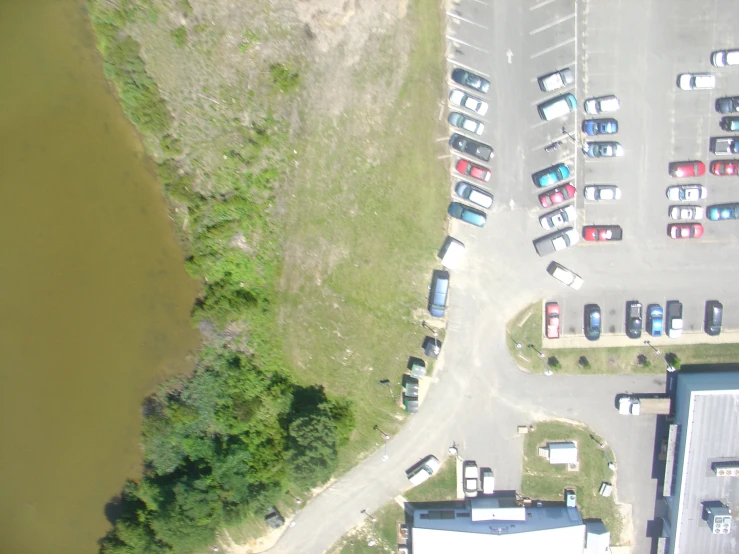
left=712, top=462, right=739, bottom=477
left=704, top=503, right=732, bottom=534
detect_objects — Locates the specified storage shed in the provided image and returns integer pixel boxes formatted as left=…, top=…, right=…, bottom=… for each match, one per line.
left=547, top=442, right=578, bottom=465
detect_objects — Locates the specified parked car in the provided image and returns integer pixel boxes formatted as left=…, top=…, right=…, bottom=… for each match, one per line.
left=669, top=160, right=705, bottom=177
left=584, top=185, right=621, bottom=201
left=712, top=49, right=739, bottom=67
left=438, top=236, right=465, bottom=270
left=584, top=95, right=620, bottom=114
left=449, top=89, right=489, bottom=115
left=667, top=185, right=707, bottom=202
left=454, top=181, right=493, bottom=209
left=547, top=262, right=584, bottom=290
left=677, top=73, right=716, bottom=90
left=716, top=96, right=739, bottom=114
left=625, top=301, right=643, bottom=339
left=407, top=455, right=441, bottom=486
left=583, top=141, right=624, bottom=158
left=546, top=302, right=560, bottom=339
left=449, top=134, right=493, bottom=161
left=707, top=202, right=739, bottom=220
left=669, top=205, right=704, bottom=220
left=540, top=204, right=576, bottom=230
left=533, top=227, right=579, bottom=257
left=582, top=225, right=622, bottom=241
left=537, top=93, right=577, bottom=121
left=668, top=223, right=704, bottom=239
left=539, top=184, right=576, bottom=208
left=462, top=460, right=479, bottom=497
left=456, top=159, right=491, bottom=182
left=584, top=304, right=601, bottom=341
left=721, top=116, right=739, bottom=131
left=481, top=468, right=495, bottom=495
left=647, top=304, right=663, bottom=337
left=427, top=270, right=450, bottom=317
left=582, top=118, right=618, bottom=135
left=448, top=201, right=487, bottom=226
left=710, top=136, right=739, bottom=155
left=451, top=68, right=490, bottom=93
left=710, top=159, right=739, bottom=176
left=448, top=111, right=484, bottom=135
left=666, top=301, right=683, bottom=339
left=538, top=68, right=574, bottom=92
left=533, top=163, right=571, bottom=188
left=704, top=300, right=723, bottom=336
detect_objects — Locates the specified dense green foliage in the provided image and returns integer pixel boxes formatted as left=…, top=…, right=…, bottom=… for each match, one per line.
left=87, top=1, right=356, bottom=552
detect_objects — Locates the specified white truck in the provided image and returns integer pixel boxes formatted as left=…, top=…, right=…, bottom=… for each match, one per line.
left=618, top=395, right=671, bottom=415
left=667, top=301, right=683, bottom=339
left=534, top=227, right=579, bottom=257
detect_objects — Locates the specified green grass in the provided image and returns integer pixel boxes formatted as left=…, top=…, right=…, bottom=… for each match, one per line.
left=278, top=0, right=448, bottom=471
left=521, top=421, right=623, bottom=544
left=328, top=458, right=457, bottom=554
left=508, top=302, right=739, bottom=374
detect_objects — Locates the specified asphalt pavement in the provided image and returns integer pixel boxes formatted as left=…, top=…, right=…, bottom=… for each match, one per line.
left=266, top=1, right=739, bottom=553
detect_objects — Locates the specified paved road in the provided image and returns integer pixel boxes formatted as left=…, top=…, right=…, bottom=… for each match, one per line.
left=267, top=0, right=739, bottom=553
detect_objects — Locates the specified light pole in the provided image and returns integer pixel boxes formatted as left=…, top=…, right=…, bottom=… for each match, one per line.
left=511, top=336, right=523, bottom=350
left=374, top=425, right=390, bottom=461
left=561, top=126, right=580, bottom=145
left=644, top=340, right=661, bottom=355
left=421, top=320, right=441, bottom=355
left=528, top=344, right=546, bottom=359
left=361, top=509, right=377, bottom=547
left=286, top=490, right=302, bottom=505
left=378, top=379, right=395, bottom=402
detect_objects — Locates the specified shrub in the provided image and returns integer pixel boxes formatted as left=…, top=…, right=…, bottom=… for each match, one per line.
left=270, top=63, right=300, bottom=93
left=666, top=353, right=681, bottom=370
left=578, top=356, right=591, bottom=369
left=547, top=357, right=561, bottom=370
left=171, top=26, right=187, bottom=48
left=637, top=354, right=651, bottom=368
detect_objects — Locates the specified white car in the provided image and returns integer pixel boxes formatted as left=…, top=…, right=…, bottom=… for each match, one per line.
left=540, top=205, right=577, bottom=230
left=669, top=205, right=705, bottom=220
left=448, top=112, right=484, bottom=135
left=667, top=185, right=707, bottom=202
left=678, top=73, right=716, bottom=90
left=547, top=261, right=584, bottom=290
left=584, top=95, right=620, bottom=114
left=407, top=455, right=441, bottom=486
left=584, top=185, right=621, bottom=200
left=538, top=68, right=574, bottom=92
left=712, top=49, right=739, bottom=67
left=449, top=89, right=489, bottom=116
left=463, top=461, right=479, bottom=498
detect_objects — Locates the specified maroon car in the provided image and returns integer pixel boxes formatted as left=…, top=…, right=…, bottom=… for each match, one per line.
left=546, top=302, right=560, bottom=339
left=456, top=159, right=491, bottom=182
left=539, top=184, right=576, bottom=208
left=710, top=160, right=739, bottom=176
left=583, top=225, right=623, bottom=242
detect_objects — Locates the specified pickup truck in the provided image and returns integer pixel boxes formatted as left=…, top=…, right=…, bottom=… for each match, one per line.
left=710, top=136, right=739, bottom=155
left=538, top=68, right=574, bottom=92
left=667, top=300, right=683, bottom=339
left=618, top=395, right=671, bottom=415
left=534, top=227, right=579, bottom=257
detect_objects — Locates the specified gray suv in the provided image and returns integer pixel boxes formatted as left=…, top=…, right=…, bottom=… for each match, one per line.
left=428, top=270, right=450, bottom=318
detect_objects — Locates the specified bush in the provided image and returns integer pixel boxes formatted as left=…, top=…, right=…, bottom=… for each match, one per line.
left=171, top=26, right=187, bottom=48
left=547, top=357, right=561, bottom=370
left=666, top=353, right=681, bottom=370
left=578, top=356, right=591, bottom=369
left=270, top=63, right=300, bottom=93
left=637, top=354, right=651, bottom=368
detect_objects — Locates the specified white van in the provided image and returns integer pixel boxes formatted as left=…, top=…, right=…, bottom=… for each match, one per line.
left=537, top=93, right=577, bottom=121
left=712, top=49, right=739, bottom=67
left=438, top=237, right=465, bottom=270
left=547, top=261, right=584, bottom=290
left=481, top=468, right=495, bottom=495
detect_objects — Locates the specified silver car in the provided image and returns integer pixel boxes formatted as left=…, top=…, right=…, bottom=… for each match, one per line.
left=448, top=111, right=484, bottom=135
left=584, top=185, right=621, bottom=200
left=669, top=205, right=705, bottom=220
left=539, top=204, right=576, bottom=230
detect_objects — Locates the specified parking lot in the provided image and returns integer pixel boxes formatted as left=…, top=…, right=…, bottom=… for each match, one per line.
left=444, top=0, right=739, bottom=344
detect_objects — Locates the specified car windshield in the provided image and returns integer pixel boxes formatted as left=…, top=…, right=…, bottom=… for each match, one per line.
left=590, top=312, right=600, bottom=328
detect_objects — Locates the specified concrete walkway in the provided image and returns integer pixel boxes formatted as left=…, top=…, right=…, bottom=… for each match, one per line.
left=544, top=329, right=739, bottom=349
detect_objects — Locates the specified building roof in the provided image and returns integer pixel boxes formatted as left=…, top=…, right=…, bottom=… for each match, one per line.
left=412, top=500, right=585, bottom=554
left=548, top=441, right=578, bottom=464
left=666, top=370, right=739, bottom=554
left=585, top=520, right=610, bottom=552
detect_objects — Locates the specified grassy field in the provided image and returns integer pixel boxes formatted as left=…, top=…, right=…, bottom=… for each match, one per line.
left=328, top=458, right=457, bottom=554
left=278, top=0, right=449, bottom=471
left=508, top=302, right=739, bottom=374
left=521, top=421, right=623, bottom=545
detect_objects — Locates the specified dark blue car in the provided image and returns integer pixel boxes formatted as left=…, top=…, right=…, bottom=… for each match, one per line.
left=647, top=304, right=663, bottom=337
left=707, top=203, right=739, bottom=221
left=584, top=304, right=601, bottom=341
left=582, top=118, right=618, bottom=136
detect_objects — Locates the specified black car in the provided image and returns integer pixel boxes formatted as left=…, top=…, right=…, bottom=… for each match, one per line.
left=584, top=304, right=602, bottom=341
left=625, top=301, right=643, bottom=339
left=705, top=300, right=723, bottom=336
left=716, top=96, right=739, bottom=114
left=451, top=68, right=490, bottom=94
left=449, top=134, right=493, bottom=162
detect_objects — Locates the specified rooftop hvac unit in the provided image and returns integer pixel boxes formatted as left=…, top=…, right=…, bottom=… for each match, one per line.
left=705, top=504, right=732, bottom=534
left=712, top=462, right=739, bottom=476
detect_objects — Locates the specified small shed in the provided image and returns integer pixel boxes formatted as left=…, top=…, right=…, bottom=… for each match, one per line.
left=547, top=441, right=578, bottom=465
left=585, top=519, right=611, bottom=552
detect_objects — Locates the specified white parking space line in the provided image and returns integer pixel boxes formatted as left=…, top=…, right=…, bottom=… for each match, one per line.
left=530, top=120, right=551, bottom=130
left=445, top=35, right=490, bottom=54
left=468, top=0, right=490, bottom=5
left=529, top=13, right=575, bottom=35
left=446, top=12, right=489, bottom=30
left=444, top=59, right=491, bottom=78
left=529, top=0, right=558, bottom=10
left=530, top=37, right=576, bottom=59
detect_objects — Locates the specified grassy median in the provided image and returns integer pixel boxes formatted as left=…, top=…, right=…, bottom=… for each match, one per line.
left=508, top=302, right=739, bottom=374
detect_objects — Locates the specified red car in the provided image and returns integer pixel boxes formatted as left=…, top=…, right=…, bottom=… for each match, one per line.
left=669, top=160, right=705, bottom=178
left=456, top=159, right=491, bottom=182
left=539, top=184, right=576, bottom=208
left=710, top=160, right=739, bottom=176
left=668, top=223, right=704, bottom=239
left=583, top=225, right=623, bottom=241
left=545, top=302, right=560, bottom=339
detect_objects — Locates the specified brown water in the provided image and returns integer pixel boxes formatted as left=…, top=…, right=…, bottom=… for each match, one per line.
left=0, top=2, right=200, bottom=553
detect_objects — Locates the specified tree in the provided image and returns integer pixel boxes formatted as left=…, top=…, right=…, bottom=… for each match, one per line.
left=287, top=412, right=339, bottom=487
left=637, top=354, right=651, bottom=368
